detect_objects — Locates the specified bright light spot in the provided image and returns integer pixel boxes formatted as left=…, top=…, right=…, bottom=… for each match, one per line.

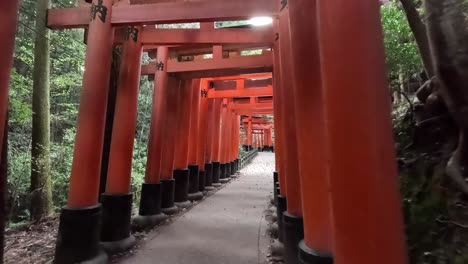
left=248, top=17, right=273, bottom=26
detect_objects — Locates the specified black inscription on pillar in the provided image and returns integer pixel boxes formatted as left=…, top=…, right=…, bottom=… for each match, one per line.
left=125, top=27, right=139, bottom=42
left=156, top=61, right=164, bottom=71
left=90, top=0, right=108, bottom=23
left=275, top=33, right=279, bottom=41
left=201, top=89, right=208, bottom=98
left=280, top=0, right=287, bottom=11
left=209, top=81, right=214, bottom=88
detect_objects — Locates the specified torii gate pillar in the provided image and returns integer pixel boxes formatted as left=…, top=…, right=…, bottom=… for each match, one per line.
left=135, top=46, right=170, bottom=226
left=173, top=80, right=194, bottom=208
left=0, top=1, right=19, bottom=262
left=187, top=79, right=204, bottom=201
left=55, top=0, right=115, bottom=263
left=101, top=26, right=142, bottom=249
left=278, top=7, right=304, bottom=263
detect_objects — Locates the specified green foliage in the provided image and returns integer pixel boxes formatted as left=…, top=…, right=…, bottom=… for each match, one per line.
left=381, top=2, right=422, bottom=81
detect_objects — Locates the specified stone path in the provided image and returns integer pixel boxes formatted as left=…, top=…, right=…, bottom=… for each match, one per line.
left=121, top=152, right=275, bottom=264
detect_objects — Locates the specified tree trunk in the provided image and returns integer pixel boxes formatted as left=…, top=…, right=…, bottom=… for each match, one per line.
left=30, top=0, right=53, bottom=221
left=399, top=0, right=435, bottom=78
left=0, top=117, right=8, bottom=263
left=424, top=0, right=468, bottom=195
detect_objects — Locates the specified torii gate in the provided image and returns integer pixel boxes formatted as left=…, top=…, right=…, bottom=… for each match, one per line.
left=0, top=1, right=408, bottom=264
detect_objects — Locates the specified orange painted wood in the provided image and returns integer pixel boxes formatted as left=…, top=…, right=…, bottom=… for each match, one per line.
left=106, top=28, right=143, bottom=194
left=0, top=0, right=19, bottom=163
left=235, top=109, right=274, bottom=115
left=205, top=99, right=214, bottom=162
left=207, top=73, right=272, bottom=81
left=210, top=99, right=222, bottom=162
left=47, top=0, right=277, bottom=29
left=272, top=19, right=286, bottom=195
left=67, top=0, right=115, bottom=208
left=287, top=0, right=332, bottom=253
left=141, top=27, right=273, bottom=45
left=144, top=46, right=169, bottom=183
left=213, top=45, right=223, bottom=59
left=114, top=27, right=274, bottom=45
left=141, top=55, right=273, bottom=75
left=173, top=80, right=193, bottom=169
left=171, top=54, right=272, bottom=73
left=242, top=117, right=272, bottom=124
left=230, top=102, right=273, bottom=111
left=197, top=80, right=209, bottom=168
left=278, top=8, right=302, bottom=216
left=208, top=86, right=273, bottom=99
left=228, top=113, right=235, bottom=161
left=188, top=79, right=201, bottom=165
left=317, top=0, right=408, bottom=262
left=247, top=117, right=252, bottom=146
left=160, top=77, right=179, bottom=179
left=174, top=67, right=273, bottom=80
left=219, top=99, right=230, bottom=163
left=232, top=115, right=239, bottom=158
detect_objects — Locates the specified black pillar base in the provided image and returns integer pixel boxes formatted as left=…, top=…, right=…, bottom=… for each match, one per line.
left=188, top=164, right=200, bottom=193
left=283, top=212, right=304, bottom=264
left=220, top=163, right=226, bottom=179
left=54, top=204, right=108, bottom=264
left=100, top=193, right=135, bottom=252
left=138, top=183, right=162, bottom=216
left=204, top=163, right=213, bottom=187
left=212, top=161, right=221, bottom=185
left=273, top=172, right=279, bottom=204
left=199, top=170, right=206, bottom=192
left=219, top=163, right=230, bottom=183
left=161, top=179, right=179, bottom=215
left=274, top=187, right=279, bottom=207
left=174, top=169, right=189, bottom=203
left=225, top=162, right=230, bottom=177
left=298, top=240, right=334, bottom=264
left=188, top=165, right=203, bottom=201
left=229, top=161, right=236, bottom=177
left=134, top=183, right=167, bottom=228
left=276, top=195, right=287, bottom=243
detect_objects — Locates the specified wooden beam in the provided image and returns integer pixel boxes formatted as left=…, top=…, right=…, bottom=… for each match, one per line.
left=212, top=78, right=272, bottom=89
left=231, top=102, right=273, bottom=111
left=170, top=44, right=271, bottom=57
left=169, top=54, right=272, bottom=73
left=174, top=67, right=273, bottom=79
left=208, top=86, right=273, bottom=99
left=235, top=109, right=273, bottom=115
left=138, top=27, right=273, bottom=45
left=141, top=54, right=272, bottom=75
left=206, top=73, right=272, bottom=81
left=47, top=0, right=277, bottom=29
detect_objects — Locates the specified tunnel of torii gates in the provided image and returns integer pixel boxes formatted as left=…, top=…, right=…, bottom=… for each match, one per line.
left=0, top=0, right=408, bottom=264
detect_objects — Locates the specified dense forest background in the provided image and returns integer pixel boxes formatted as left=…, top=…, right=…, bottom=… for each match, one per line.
left=6, top=0, right=468, bottom=263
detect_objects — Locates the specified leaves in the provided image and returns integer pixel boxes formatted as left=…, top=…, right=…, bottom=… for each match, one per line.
left=381, top=2, right=422, bottom=80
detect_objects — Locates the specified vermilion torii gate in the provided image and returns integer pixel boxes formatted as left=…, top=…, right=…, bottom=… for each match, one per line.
left=0, top=0, right=409, bottom=263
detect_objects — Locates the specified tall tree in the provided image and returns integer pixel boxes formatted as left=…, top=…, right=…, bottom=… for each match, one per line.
left=30, top=0, right=53, bottom=221
left=424, top=0, right=468, bottom=196
left=399, top=0, right=434, bottom=77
